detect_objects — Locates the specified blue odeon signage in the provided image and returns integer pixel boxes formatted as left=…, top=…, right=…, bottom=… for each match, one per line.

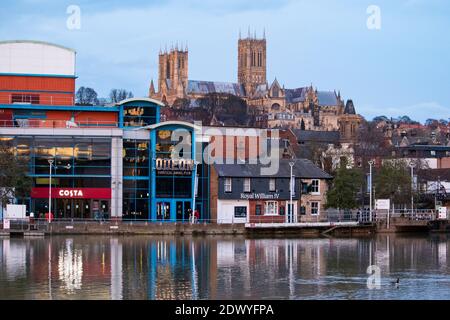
left=156, top=158, right=195, bottom=176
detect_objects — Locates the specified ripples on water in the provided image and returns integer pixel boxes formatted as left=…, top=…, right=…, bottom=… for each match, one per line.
left=0, top=234, right=449, bottom=300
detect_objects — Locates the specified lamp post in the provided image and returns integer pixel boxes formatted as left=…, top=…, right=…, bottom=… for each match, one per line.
left=409, top=162, right=415, bottom=215
left=48, top=160, right=54, bottom=223
left=192, top=160, right=199, bottom=224
left=289, top=161, right=295, bottom=224
left=47, top=160, right=71, bottom=223
left=368, top=160, right=374, bottom=223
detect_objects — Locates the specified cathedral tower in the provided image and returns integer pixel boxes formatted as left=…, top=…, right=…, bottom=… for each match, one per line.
left=155, top=44, right=188, bottom=104
left=238, top=30, right=267, bottom=97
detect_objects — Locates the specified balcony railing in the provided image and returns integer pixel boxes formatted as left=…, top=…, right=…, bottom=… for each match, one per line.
left=0, top=95, right=75, bottom=106
left=0, top=119, right=118, bottom=128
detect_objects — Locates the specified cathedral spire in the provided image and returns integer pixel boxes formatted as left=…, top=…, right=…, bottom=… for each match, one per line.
left=149, top=79, right=155, bottom=96
left=263, top=27, right=266, bottom=39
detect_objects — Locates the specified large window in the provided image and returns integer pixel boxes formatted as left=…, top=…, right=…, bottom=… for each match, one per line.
left=123, top=140, right=149, bottom=177
left=123, top=106, right=157, bottom=127
left=26, top=136, right=111, bottom=176
left=225, top=178, right=232, bottom=193
left=264, top=201, right=278, bottom=215
left=311, top=179, right=320, bottom=194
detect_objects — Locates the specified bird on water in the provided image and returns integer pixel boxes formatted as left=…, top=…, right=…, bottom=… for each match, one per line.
left=391, top=278, right=400, bottom=288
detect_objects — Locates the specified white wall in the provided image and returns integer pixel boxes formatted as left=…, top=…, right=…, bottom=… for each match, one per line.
left=0, top=41, right=76, bottom=76
left=217, top=199, right=249, bottom=224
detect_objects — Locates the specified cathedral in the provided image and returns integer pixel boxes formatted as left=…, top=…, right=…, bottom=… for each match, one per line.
left=149, top=31, right=362, bottom=137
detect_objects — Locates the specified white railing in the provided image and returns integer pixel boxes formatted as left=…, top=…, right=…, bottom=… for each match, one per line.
left=0, top=119, right=118, bottom=128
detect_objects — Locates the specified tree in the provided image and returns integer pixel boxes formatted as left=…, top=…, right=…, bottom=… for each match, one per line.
left=354, top=120, right=389, bottom=172
left=425, top=118, right=438, bottom=128
left=109, top=89, right=134, bottom=103
left=326, top=165, right=364, bottom=210
left=75, top=87, right=99, bottom=105
left=374, top=160, right=411, bottom=207
left=372, top=115, right=389, bottom=123
left=0, top=140, right=32, bottom=208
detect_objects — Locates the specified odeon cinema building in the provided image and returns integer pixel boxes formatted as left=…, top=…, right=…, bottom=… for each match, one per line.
left=0, top=40, right=211, bottom=221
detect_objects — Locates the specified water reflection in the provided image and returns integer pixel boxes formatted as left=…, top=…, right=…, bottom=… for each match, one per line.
left=0, top=235, right=449, bottom=300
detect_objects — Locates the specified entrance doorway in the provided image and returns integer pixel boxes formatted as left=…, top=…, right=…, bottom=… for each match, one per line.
left=155, top=199, right=192, bottom=222
left=176, top=201, right=191, bottom=222
left=157, top=202, right=171, bottom=221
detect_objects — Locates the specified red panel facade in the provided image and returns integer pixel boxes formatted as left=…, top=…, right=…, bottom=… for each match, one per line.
left=0, top=75, right=75, bottom=106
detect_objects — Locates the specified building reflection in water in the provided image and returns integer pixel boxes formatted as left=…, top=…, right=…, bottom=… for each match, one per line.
left=110, top=238, right=123, bottom=300
left=0, top=235, right=450, bottom=299
left=58, top=238, right=83, bottom=293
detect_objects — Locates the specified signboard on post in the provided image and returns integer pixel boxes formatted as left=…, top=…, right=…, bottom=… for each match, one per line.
left=375, top=199, right=390, bottom=210
left=5, top=204, right=26, bottom=219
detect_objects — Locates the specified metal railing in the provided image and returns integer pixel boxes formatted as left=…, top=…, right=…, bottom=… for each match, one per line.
left=0, top=119, right=118, bottom=128
left=0, top=95, right=75, bottom=106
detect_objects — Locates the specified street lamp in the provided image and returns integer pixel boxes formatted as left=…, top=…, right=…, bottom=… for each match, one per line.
left=48, top=159, right=71, bottom=223
left=409, top=162, right=415, bottom=215
left=191, top=160, right=199, bottom=224
left=289, top=161, right=295, bottom=224
left=368, top=160, right=374, bottom=223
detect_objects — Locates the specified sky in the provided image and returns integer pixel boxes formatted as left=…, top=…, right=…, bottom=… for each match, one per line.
left=0, top=0, right=449, bottom=123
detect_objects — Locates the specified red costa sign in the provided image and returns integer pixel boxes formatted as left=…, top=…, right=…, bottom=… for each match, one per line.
left=31, top=188, right=112, bottom=199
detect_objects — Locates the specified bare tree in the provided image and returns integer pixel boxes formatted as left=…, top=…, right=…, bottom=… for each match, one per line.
left=109, top=89, right=134, bottom=103
left=354, top=120, right=390, bottom=171
left=75, top=87, right=99, bottom=105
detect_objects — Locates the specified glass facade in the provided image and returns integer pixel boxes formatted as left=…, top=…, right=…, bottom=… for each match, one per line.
left=1, top=99, right=210, bottom=222
left=122, top=139, right=150, bottom=220
left=5, top=135, right=112, bottom=219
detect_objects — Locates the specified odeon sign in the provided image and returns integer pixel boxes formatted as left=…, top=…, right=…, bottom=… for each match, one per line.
left=156, top=158, right=194, bottom=175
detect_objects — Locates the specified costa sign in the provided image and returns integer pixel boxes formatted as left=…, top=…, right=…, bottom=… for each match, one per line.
left=58, top=189, right=84, bottom=197
left=31, top=188, right=111, bottom=199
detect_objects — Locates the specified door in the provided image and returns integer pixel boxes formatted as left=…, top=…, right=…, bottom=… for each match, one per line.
left=176, top=201, right=192, bottom=222
left=157, top=202, right=171, bottom=221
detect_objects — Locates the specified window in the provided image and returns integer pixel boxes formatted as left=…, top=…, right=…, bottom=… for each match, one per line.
left=11, top=94, right=40, bottom=104
left=311, top=179, right=320, bottom=194
left=264, top=201, right=278, bottom=215
left=300, top=206, right=306, bottom=215
left=311, top=202, right=319, bottom=215
left=279, top=206, right=285, bottom=216
left=234, top=206, right=247, bottom=218
left=243, top=178, right=251, bottom=192
left=255, top=205, right=262, bottom=216
left=225, top=178, right=232, bottom=193
left=269, top=178, right=276, bottom=192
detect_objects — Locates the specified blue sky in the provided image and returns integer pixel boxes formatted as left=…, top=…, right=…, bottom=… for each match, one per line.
left=0, top=0, right=449, bottom=122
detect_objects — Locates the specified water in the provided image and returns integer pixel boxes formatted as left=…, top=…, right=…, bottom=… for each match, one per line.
left=0, top=234, right=449, bottom=300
